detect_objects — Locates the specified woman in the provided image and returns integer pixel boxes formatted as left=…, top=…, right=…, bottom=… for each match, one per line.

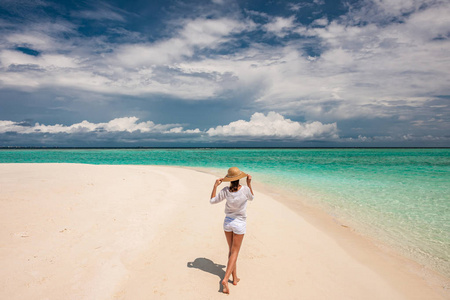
left=210, top=167, right=254, bottom=294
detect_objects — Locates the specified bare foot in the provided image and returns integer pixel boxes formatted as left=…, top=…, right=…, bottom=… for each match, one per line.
left=232, top=277, right=240, bottom=285
left=222, top=280, right=229, bottom=294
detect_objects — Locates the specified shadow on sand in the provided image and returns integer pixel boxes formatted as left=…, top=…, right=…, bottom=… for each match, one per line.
left=187, top=257, right=226, bottom=292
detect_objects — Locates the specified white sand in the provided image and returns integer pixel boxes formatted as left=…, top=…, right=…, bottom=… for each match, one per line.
left=0, top=164, right=448, bottom=299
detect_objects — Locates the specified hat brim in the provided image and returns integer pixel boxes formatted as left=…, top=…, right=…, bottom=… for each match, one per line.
left=222, top=172, right=247, bottom=182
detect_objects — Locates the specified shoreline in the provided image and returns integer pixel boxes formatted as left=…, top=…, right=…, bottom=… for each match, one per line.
left=190, top=165, right=450, bottom=294
left=1, top=163, right=448, bottom=299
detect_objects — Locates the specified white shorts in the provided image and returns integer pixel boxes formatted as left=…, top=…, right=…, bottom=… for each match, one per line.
left=223, top=216, right=246, bottom=235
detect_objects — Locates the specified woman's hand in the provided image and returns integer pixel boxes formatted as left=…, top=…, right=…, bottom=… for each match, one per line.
left=246, top=174, right=254, bottom=195
left=214, top=178, right=223, bottom=187
left=246, top=174, right=252, bottom=185
left=211, top=178, right=223, bottom=200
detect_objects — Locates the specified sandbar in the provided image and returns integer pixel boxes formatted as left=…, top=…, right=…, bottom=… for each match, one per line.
left=0, top=164, right=448, bottom=299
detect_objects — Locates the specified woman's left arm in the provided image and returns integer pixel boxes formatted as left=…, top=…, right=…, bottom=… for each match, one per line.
left=210, top=178, right=223, bottom=200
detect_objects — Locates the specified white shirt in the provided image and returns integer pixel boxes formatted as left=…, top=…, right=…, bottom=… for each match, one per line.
left=210, top=185, right=254, bottom=220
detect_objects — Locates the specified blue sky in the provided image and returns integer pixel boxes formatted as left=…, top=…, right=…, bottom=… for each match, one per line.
left=0, top=0, right=449, bottom=147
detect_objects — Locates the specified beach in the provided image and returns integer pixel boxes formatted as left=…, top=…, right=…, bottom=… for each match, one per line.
left=0, top=163, right=448, bottom=299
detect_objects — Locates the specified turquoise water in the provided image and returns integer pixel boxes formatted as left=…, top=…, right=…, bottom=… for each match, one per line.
left=1, top=148, right=449, bottom=277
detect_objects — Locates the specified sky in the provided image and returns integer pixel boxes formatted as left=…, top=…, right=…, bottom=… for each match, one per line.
left=0, top=0, right=449, bottom=147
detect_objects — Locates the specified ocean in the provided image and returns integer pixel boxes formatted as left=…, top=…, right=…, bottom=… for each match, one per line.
left=1, top=148, right=449, bottom=277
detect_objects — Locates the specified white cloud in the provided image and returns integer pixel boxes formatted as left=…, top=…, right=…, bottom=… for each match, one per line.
left=73, top=9, right=125, bottom=22
left=181, top=18, right=245, bottom=45
left=0, top=117, right=200, bottom=134
left=0, top=0, right=449, bottom=132
left=0, top=50, right=78, bottom=68
left=165, top=127, right=201, bottom=134
left=240, top=2, right=450, bottom=120
left=369, top=0, right=423, bottom=19
left=0, top=113, right=338, bottom=141
left=207, top=112, right=339, bottom=139
left=0, top=16, right=256, bottom=99
left=344, top=133, right=450, bottom=143
left=312, top=17, right=328, bottom=27
left=288, top=3, right=303, bottom=11
left=263, top=16, right=296, bottom=37
left=6, top=33, right=55, bottom=51
left=114, top=17, right=252, bottom=68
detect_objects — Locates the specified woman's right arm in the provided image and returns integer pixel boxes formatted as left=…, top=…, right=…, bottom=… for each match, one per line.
left=246, top=175, right=254, bottom=196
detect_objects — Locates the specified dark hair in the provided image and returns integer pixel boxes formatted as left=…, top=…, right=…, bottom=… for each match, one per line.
left=230, top=180, right=240, bottom=192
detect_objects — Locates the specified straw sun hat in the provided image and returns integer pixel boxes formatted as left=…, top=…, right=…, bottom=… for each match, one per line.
left=222, top=167, right=248, bottom=182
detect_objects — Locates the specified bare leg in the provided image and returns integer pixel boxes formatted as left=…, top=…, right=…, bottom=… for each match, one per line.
left=222, top=232, right=244, bottom=294
left=225, top=232, right=240, bottom=285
